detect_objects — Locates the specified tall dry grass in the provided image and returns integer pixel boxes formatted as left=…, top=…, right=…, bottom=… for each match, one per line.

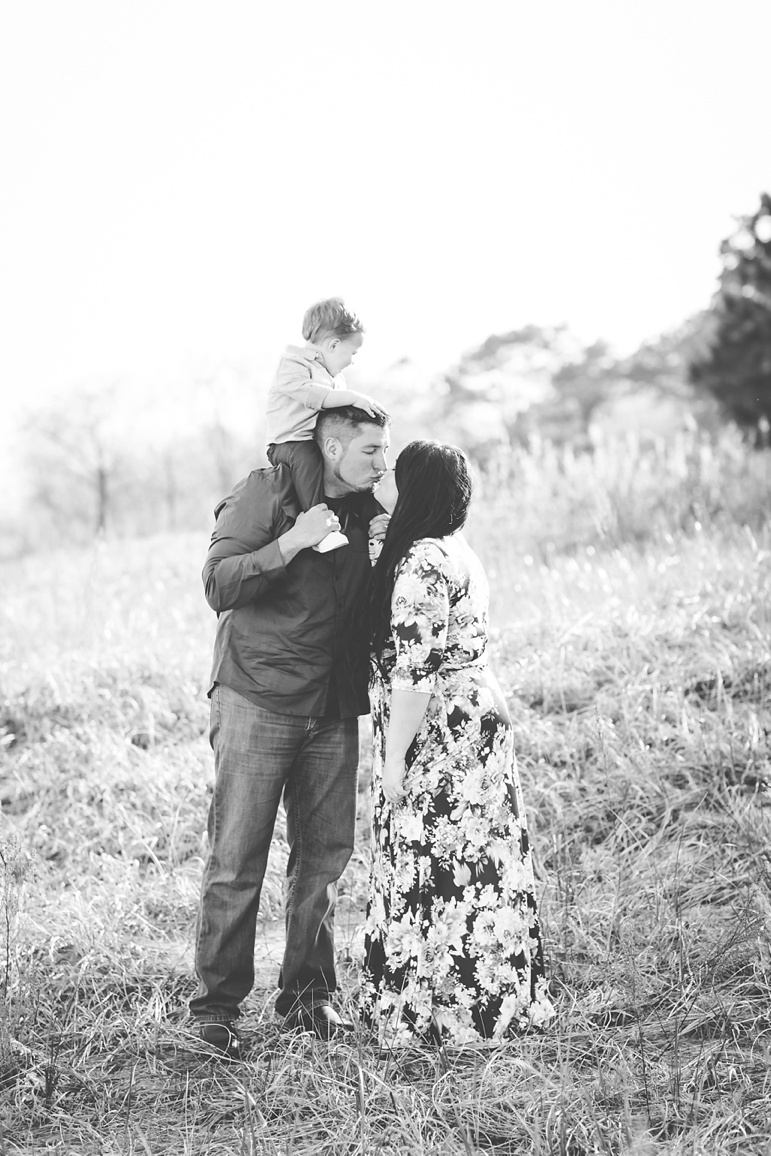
left=0, top=432, right=770, bottom=1154
left=475, top=425, right=771, bottom=559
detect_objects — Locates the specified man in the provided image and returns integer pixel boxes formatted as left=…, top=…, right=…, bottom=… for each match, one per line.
left=190, top=406, right=391, bottom=1058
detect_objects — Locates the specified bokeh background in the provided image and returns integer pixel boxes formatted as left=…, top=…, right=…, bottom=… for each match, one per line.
left=3, top=5, right=771, bottom=1151
left=1, top=0, right=770, bottom=556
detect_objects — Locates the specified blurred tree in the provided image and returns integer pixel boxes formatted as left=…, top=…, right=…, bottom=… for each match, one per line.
left=361, top=357, right=440, bottom=458
left=623, top=314, right=713, bottom=395
left=190, top=361, right=265, bottom=493
left=19, top=366, right=264, bottom=549
left=617, top=313, right=722, bottom=430
left=440, top=326, right=623, bottom=455
left=549, top=339, right=622, bottom=435
left=689, top=192, right=771, bottom=429
left=23, top=382, right=130, bottom=539
left=440, top=326, right=581, bottom=458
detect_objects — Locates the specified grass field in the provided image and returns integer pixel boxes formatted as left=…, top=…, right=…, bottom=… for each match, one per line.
left=1, top=443, right=771, bottom=1154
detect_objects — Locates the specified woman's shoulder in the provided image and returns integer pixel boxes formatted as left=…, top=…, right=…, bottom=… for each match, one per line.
left=403, top=536, right=449, bottom=563
left=402, top=535, right=473, bottom=578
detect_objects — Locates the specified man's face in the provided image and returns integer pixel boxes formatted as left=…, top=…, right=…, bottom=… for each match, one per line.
left=323, top=426, right=390, bottom=495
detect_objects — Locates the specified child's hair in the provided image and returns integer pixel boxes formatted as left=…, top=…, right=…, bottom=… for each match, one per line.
left=302, top=297, right=365, bottom=344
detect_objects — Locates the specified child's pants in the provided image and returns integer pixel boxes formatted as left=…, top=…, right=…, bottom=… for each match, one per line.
left=267, top=440, right=325, bottom=511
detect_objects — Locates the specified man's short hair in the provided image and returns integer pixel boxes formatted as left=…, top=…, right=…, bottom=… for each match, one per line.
left=315, top=405, right=389, bottom=448
left=302, top=298, right=365, bottom=344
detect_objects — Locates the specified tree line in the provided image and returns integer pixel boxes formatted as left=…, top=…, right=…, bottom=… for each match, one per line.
left=4, top=194, right=770, bottom=557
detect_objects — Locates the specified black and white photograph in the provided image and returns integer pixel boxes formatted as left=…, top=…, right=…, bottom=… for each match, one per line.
left=1, top=2, right=770, bottom=1152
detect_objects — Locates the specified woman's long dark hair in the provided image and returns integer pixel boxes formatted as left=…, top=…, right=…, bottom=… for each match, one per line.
left=370, top=440, right=473, bottom=659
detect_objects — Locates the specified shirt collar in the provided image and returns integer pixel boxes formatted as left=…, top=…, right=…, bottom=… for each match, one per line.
left=285, top=342, right=324, bottom=362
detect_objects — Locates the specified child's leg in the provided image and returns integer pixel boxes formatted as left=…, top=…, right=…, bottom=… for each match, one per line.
left=267, top=441, right=325, bottom=511
left=267, top=441, right=347, bottom=553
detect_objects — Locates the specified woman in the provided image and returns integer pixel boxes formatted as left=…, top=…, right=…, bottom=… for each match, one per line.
left=361, top=441, right=553, bottom=1046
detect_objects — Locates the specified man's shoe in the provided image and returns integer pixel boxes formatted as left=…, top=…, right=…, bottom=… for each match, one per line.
left=197, top=1020, right=242, bottom=1060
left=284, top=1003, right=354, bottom=1040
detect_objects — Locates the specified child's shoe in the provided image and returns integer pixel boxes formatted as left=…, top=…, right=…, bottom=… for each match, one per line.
left=313, top=530, right=349, bottom=553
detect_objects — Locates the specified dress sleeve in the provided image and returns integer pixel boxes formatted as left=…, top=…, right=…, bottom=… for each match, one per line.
left=390, top=541, right=449, bottom=694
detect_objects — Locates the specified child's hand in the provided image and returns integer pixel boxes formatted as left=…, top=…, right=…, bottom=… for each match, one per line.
left=324, top=389, right=388, bottom=419
left=348, top=391, right=387, bottom=419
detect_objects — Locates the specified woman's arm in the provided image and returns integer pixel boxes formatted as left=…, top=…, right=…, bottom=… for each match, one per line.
left=381, top=541, right=450, bottom=803
left=382, top=689, right=431, bottom=803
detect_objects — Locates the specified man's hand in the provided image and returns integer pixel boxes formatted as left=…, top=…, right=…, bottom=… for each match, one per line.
left=382, top=753, right=407, bottom=804
left=278, top=504, right=341, bottom=563
left=292, top=504, right=341, bottom=547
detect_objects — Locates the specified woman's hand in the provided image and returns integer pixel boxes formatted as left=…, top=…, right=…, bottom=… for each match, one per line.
left=382, top=690, right=430, bottom=804
left=368, top=512, right=391, bottom=564
left=368, top=512, right=391, bottom=542
left=382, top=753, right=407, bottom=805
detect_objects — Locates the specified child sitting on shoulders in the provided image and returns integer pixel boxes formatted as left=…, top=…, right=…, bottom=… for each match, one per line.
left=266, top=297, right=386, bottom=551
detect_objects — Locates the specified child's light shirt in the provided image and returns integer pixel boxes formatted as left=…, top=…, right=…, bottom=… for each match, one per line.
left=266, top=344, right=345, bottom=444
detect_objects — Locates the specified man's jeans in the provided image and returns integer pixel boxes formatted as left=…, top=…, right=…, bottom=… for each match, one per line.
left=190, top=685, right=359, bottom=1020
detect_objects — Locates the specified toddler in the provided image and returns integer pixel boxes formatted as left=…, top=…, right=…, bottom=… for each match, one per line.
left=266, top=297, right=385, bottom=551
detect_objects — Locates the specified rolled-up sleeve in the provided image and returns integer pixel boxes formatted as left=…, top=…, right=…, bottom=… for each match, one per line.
left=390, top=543, right=449, bottom=694
left=202, top=476, right=288, bottom=612
left=275, top=352, right=332, bottom=412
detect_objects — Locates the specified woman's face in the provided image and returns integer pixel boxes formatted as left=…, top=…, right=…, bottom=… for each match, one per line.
left=374, top=467, right=398, bottom=513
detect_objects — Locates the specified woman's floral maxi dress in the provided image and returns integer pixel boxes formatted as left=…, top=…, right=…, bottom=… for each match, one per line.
left=361, top=534, right=553, bottom=1045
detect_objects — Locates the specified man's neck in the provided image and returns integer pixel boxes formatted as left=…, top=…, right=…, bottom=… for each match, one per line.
left=321, top=470, right=352, bottom=500
left=324, top=487, right=357, bottom=503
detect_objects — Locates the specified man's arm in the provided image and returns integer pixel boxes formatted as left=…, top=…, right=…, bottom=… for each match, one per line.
left=203, top=535, right=286, bottom=613
left=202, top=476, right=287, bottom=612
left=202, top=476, right=340, bottom=612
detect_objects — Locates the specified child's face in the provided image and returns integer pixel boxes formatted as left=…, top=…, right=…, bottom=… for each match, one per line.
left=320, top=332, right=364, bottom=377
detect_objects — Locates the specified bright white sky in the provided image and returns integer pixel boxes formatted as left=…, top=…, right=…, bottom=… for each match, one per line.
left=1, top=0, right=769, bottom=458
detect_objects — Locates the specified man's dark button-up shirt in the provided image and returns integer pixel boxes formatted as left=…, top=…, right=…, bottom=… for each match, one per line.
left=203, top=464, right=378, bottom=718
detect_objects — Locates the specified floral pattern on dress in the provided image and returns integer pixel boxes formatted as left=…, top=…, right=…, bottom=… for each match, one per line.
left=361, top=535, right=554, bottom=1046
